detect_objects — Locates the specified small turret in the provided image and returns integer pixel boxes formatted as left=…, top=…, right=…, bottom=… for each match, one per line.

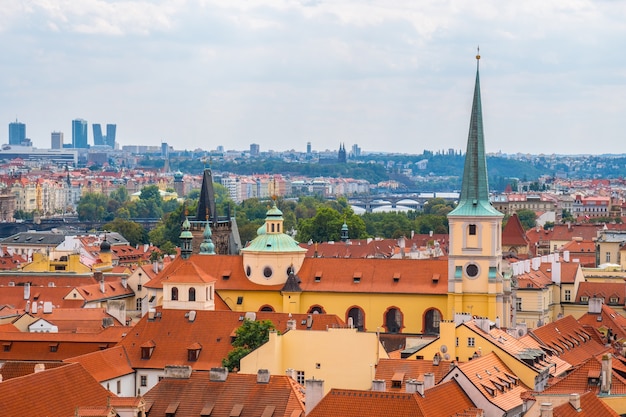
left=179, top=217, right=193, bottom=259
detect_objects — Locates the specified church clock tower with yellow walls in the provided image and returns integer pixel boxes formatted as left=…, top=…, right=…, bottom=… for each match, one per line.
left=447, top=52, right=512, bottom=327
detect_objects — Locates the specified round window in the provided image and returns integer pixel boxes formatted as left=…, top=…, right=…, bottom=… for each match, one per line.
left=286, top=266, right=294, bottom=276
left=466, top=263, right=479, bottom=278
left=263, top=267, right=273, bottom=278
left=245, top=266, right=251, bottom=277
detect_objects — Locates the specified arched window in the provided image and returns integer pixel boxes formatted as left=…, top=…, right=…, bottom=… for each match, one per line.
left=171, top=287, right=178, bottom=301
left=346, top=306, right=365, bottom=332
left=308, top=305, right=326, bottom=314
left=259, top=305, right=274, bottom=312
left=271, top=223, right=275, bottom=232
left=384, top=307, right=403, bottom=333
left=423, top=308, right=442, bottom=335
left=188, top=287, right=196, bottom=302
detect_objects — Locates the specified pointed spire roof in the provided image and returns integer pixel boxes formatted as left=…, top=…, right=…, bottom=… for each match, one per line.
left=449, top=52, right=502, bottom=218
left=196, top=168, right=217, bottom=224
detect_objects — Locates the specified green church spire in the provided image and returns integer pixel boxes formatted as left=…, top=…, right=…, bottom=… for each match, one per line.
left=449, top=51, right=502, bottom=218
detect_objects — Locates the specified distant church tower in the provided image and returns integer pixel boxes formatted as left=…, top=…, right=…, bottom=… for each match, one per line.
left=446, top=52, right=511, bottom=327
left=189, top=168, right=241, bottom=254
left=338, top=143, right=347, bottom=163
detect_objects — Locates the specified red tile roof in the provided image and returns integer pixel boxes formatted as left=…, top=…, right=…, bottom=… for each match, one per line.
left=0, top=361, right=66, bottom=380
left=530, top=316, right=610, bottom=367
left=374, top=358, right=453, bottom=390
left=551, top=391, right=619, bottom=417
left=143, top=371, right=305, bottom=417
left=502, top=214, right=530, bottom=247
left=29, top=307, right=123, bottom=333
left=0, top=362, right=113, bottom=417
left=116, top=308, right=344, bottom=371
left=307, top=380, right=476, bottom=417
left=540, top=355, right=626, bottom=396
left=575, top=282, right=626, bottom=306
left=64, top=345, right=134, bottom=381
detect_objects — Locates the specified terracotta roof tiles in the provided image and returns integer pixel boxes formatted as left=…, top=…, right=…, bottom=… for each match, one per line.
left=64, top=345, right=134, bottom=381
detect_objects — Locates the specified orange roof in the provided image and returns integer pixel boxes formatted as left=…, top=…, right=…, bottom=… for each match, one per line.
left=29, top=307, right=123, bottom=333
left=0, top=361, right=66, bottom=380
left=0, top=363, right=112, bottom=416
left=530, top=316, right=610, bottom=367
left=575, top=282, right=626, bottom=306
left=502, top=214, right=530, bottom=247
left=160, top=259, right=217, bottom=284
left=452, top=351, right=530, bottom=412
left=116, top=308, right=344, bottom=371
left=308, top=380, right=476, bottom=417
left=374, top=358, right=452, bottom=390
left=65, top=345, right=134, bottom=382
left=143, top=371, right=305, bottom=417
left=551, top=391, right=619, bottom=417
left=540, top=355, right=626, bottom=396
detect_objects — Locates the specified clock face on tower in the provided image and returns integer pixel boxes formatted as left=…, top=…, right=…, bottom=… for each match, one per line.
left=466, top=263, right=479, bottom=278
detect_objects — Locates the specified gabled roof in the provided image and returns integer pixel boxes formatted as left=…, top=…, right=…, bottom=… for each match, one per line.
left=64, top=345, right=134, bottom=381
left=160, top=259, right=216, bottom=284
left=575, top=282, right=626, bottom=306
left=116, top=308, right=344, bottom=371
left=374, top=358, right=453, bottom=390
left=0, top=362, right=112, bottom=417
left=450, top=352, right=529, bottom=412
left=307, top=380, right=476, bottom=417
left=539, top=355, right=626, bottom=396
left=577, top=304, right=626, bottom=343
left=551, top=391, right=620, bottom=417
left=502, top=213, right=530, bottom=247
left=28, top=307, right=123, bottom=333
left=530, top=316, right=610, bottom=367
left=143, top=371, right=305, bottom=417
left=0, top=361, right=66, bottom=380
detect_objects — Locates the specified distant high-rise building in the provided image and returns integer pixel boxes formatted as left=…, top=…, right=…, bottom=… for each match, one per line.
left=161, top=142, right=169, bottom=158
left=105, top=124, right=116, bottom=148
left=92, top=124, right=104, bottom=146
left=72, top=119, right=88, bottom=148
left=307, top=142, right=312, bottom=154
left=351, top=144, right=361, bottom=158
left=9, top=119, right=26, bottom=146
left=93, top=123, right=116, bottom=148
left=250, top=143, right=260, bottom=157
left=51, top=132, right=64, bottom=149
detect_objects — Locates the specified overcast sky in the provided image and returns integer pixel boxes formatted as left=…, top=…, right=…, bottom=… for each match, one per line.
left=1, top=1, right=625, bottom=155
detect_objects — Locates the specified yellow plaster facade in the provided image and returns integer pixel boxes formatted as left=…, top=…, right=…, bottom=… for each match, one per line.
left=240, top=327, right=388, bottom=395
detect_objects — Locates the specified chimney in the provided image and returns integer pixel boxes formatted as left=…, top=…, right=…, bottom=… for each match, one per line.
left=23, top=282, right=30, bottom=300
left=540, top=402, right=553, bottom=417
left=257, top=369, right=270, bottom=384
left=209, top=367, right=229, bottom=382
left=164, top=365, right=192, bottom=379
left=601, top=354, right=612, bottom=394
left=551, top=260, right=561, bottom=284
left=34, top=363, right=45, bottom=373
left=423, top=373, right=435, bottom=391
left=524, top=259, right=531, bottom=273
left=588, top=297, right=603, bottom=314
left=405, top=379, right=422, bottom=395
left=306, top=314, right=313, bottom=329
left=371, top=379, right=386, bottom=392
left=563, top=251, right=570, bottom=262
left=285, top=368, right=297, bottom=381
left=569, top=393, right=581, bottom=411
left=121, top=276, right=128, bottom=289
left=305, top=379, right=324, bottom=415
left=286, top=319, right=297, bottom=331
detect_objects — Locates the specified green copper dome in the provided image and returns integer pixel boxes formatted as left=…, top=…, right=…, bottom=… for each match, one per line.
left=199, top=221, right=215, bottom=255
left=179, top=217, right=193, bottom=239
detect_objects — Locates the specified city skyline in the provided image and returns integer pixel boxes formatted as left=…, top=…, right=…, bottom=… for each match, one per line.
left=1, top=1, right=625, bottom=155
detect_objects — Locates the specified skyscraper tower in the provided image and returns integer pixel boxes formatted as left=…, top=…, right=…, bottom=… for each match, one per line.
left=72, top=119, right=88, bottom=148
left=51, top=132, right=64, bottom=149
left=9, top=119, right=26, bottom=146
left=105, top=124, right=116, bottom=148
left=92, top=124, right=104, bottom=146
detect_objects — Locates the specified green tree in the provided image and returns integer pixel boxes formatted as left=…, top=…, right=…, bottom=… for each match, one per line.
left=297, top=206, right=365, bottom=242
left=77, top=193, right=109, bottom=221
left=103, top=218, right=147, bottom=247
left=222, top=319, right=277, bottom=371
left=110, top=186, right=129, bottom=204
left=516, top=209, right=538, bottom=230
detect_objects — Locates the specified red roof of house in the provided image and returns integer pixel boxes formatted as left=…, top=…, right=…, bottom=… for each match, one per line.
left=307, top=380, right=476, bottom=417
left=0, top=361, right=66, bottom=380
left=502, top=213, right=530, bottom=247
left=64, top=345, right=134, bottom=382
left=0, top=362, right=113, bottom=417
left=551, top=391, right=619, bottom=417
left=116, top=308, right=344, bottom=371
left=143, top=371, right=305, bottom=417
left=374, top=358, right=452, bottom=390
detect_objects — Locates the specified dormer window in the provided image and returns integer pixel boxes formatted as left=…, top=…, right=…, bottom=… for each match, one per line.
left=187, top=343, right=202, bottom=362
left=141, top=341, right=156, bottom=359
left=580, top=296, right=589, bottom=303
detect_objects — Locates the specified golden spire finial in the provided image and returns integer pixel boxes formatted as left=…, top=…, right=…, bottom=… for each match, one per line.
left=476, top=46, right=480, bottom=61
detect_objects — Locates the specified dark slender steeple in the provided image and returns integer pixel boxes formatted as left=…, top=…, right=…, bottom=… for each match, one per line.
left=449, top=50, right=501, bottom=218
left=196, top=168, right=217, bottom=224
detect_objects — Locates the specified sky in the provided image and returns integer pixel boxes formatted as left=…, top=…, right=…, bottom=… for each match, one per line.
left=1, top=1, right=626, bottom=156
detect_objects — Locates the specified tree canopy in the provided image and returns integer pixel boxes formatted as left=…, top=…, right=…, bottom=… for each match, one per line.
left=222, top=319, right=277, bottom=371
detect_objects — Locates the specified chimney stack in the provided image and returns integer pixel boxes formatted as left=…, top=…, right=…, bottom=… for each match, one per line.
left=305, top=379, right=324, bottom=415
left=540, top=403, right=553, bottom=417
left=569, top=394, right=581, bottom=411
left=23, top=282, right=30, bottom=300
left=257, top=369, right=270, bottom=384
left=371, top=379, right=386, bottom=392
left=209, top=367, right=229, bottom=382
left=423, top=373, right=435, bottom=391
left=601, top=354, right=612, bottom=394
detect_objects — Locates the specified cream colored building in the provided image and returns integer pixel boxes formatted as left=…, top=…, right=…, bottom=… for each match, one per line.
left=240, top=327, right=388, bottom=395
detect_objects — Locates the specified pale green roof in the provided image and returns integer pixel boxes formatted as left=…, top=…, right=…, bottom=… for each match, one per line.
left=449, top=56, right=502, bottom=218
left=241, top=231, right=306, bottom=253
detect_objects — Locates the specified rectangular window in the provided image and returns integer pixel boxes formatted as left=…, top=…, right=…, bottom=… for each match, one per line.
left=137, top=284, right=142, bottom=291
left=117, top=380, right=121, bottom=394
left=140, top=375, right=148, bottom=387
left=606, top=252, right=611, bottom=263
left=469, top=224, right=477, bottom=235
left=609, top=297, right=618, bottom=304
left=136, top=298, right=142, bottom=311
left=467, top=337, right=475, bottom=347
left=455, top=337, right=459, bottom=347
left=516, top=298, right=522, bottom=311
left=296, top=370, right=305, bottom=385
left=581, top=296, right=589, bottom=303
left=564, top=290, right=571, bottom=302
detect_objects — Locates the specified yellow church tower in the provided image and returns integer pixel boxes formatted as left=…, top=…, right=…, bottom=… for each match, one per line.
left=447, top=52, right=512, bottom=327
